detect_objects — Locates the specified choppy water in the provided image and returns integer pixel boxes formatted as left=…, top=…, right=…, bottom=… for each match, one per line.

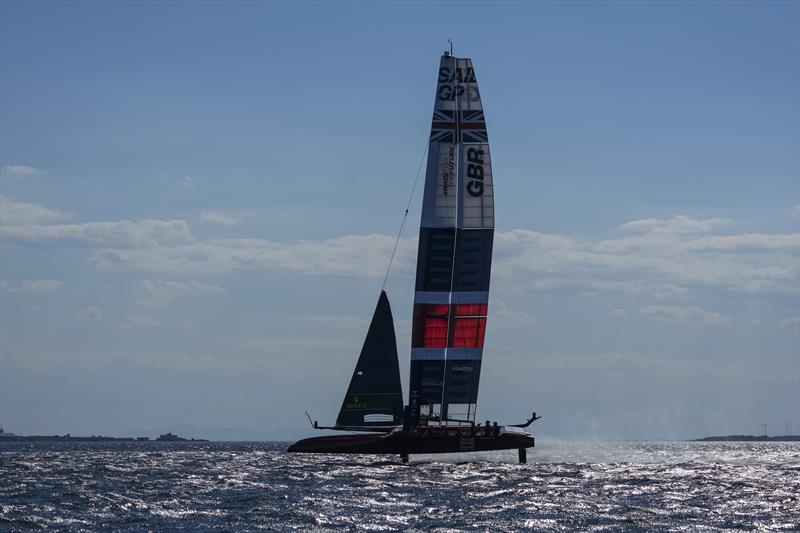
left=1, top=440, right=798, bottom=531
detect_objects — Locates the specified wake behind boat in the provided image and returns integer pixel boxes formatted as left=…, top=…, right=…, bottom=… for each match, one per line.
left=288, top=49, right=538, bottom=463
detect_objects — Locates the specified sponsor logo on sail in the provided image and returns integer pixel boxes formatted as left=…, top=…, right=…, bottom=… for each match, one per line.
left=438, top=67, right=477, bottom=84
left=466, top=147, right=485, bottom=197
left=437, top=67, right=479, bottom=101
left=441, top=145, right=455, bottom=195
left=345, top=395, right=368, bottom=410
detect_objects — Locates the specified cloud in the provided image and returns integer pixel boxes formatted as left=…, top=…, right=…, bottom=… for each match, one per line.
left=141, top=280, right=224, bottom=306
left=2, top=219, right=193, bottom=248
left=0, top=195, right=70, bottom=225
left=87, top=218, right=799, bottom=298
left=118, top=314, right=162, bottom=329
left=610, top=308, right=628, bottom=318
left=3, top=164, right=40, bottom=177
left=76, top=306, right=102, bottom=321
left=1, top=196, right=192, bottom=249
left=2, top=279, right=62, bottom=293
left=199, top=211, right=237, bottom=226
left=495, top=217, right=798, bottom=296
left=778, top=317, right=800, bottom=328
left=620, top=215, right=731, bottom=235
left=490, top=299, right=536, bottom=328
left=681, top=233, right=798, bottom=253
left=639, top=305, right=731, bottom=327
left=16, top=279, right=62, bottom=292
left=4, top=203, right=795, bottom=300
left=91, top=234, right=410, bottom=276
left=298, top=314, right=370, bottom=329
left=181, top=176, right=193, bottom=188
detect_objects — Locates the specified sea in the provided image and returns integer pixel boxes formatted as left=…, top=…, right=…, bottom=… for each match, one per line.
left=1, top=440, right=798, bottom=531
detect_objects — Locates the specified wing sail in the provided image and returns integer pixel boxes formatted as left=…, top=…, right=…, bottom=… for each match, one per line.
left=408, top=53, right=494, bottom=426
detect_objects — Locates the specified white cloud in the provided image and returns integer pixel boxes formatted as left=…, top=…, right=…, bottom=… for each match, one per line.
left=118, top=314, right=162, bottom=329
left=3, top=164, right=40, bottom=177
left=16, top=279, right=62, bottom=292
left=490, top=299, right=536, bottom=328
left=610, top=308, right=628, bottom=318
left=200, top=211, right=237, bottom=226
left=496, top=219, right=798, bottom=296
left=2, top=219, right=193, bottom=248
left=640, top=305, right=731, bottom=327
left=1, top=279, right=62, bottom=293
left=91, top=233, right=411, bottom=276
left=3, top=204, right=794, bottom=301
left=141, top=280, right=224, bottom=306
left=620, top=215, right=731, bottom=235
left=0, top=195, right=70, bottom=225
left=298, top=314, right=370, bottom=329
left=86, top=218, right=799, bottom=298
left=76, top=306, right=102, bottom=321
left=778, top=317, right=800, bottom=328
left=682, top=233, right=799, bottom=253
left=181, top=176, right=193, bottom=188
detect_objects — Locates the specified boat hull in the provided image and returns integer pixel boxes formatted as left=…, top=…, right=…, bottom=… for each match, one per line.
left=287, top=430, right=534, bottom=455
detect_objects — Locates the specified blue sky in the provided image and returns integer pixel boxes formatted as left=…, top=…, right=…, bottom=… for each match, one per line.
left=1, top=1, right=798, bottom=440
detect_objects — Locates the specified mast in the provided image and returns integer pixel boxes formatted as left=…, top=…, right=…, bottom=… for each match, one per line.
left=408, top=52, right=494, bottom=427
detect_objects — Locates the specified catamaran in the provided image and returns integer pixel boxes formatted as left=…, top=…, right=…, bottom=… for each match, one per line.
left=288, top=49, right=538, bottom=463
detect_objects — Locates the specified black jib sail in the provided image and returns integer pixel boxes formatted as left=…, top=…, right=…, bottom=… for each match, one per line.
left=408, top=52, right=494, bottom=427
left=335, top=291, right=404, bottom=427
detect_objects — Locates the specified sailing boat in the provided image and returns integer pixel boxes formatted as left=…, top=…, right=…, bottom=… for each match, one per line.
left=288, top=50, right=538, bottom=463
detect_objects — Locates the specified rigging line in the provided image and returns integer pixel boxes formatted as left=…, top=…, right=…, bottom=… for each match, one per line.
left=381, top=137, right=430, bottom=292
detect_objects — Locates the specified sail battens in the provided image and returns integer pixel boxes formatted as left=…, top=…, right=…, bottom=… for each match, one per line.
left=408, top=52, right=494, bottom=425
left=414, top=290, right=488, bottom=304
left=411, top=348, right=483, bottom=360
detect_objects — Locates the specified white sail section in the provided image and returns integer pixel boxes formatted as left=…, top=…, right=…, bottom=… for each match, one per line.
left=420, top=143, right=458, bottom=228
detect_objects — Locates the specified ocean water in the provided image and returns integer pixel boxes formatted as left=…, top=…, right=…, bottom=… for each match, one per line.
left=1, top=440, right=798, bottom=531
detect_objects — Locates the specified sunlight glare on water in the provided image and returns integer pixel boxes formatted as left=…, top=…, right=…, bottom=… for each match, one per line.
left=1, top=440, right=798, bottom=531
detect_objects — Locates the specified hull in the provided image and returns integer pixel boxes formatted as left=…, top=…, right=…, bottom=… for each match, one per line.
left=288, top=429, right=534, bottom=455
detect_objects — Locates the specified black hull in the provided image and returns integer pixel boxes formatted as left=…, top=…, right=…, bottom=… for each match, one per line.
left=287, top=430, right=534, bottom=455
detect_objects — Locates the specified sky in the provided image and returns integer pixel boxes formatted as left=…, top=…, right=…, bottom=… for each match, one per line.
left=1, top=1, right=798, bottom=441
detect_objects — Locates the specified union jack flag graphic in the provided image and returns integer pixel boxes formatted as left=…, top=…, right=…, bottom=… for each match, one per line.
left=429, top=110, right=487, bottom=144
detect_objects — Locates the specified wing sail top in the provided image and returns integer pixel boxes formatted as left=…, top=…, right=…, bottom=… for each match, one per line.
left=336, top=291, right=404, bottom=427
left=409, top=53, right=494, bottom=426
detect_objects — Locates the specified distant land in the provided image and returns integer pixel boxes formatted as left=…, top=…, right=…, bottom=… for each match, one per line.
left=0, top=431, right=208, bottom=443
left=0, top=424, right=306, bottom=442
left=694, top=435, right=800, bottom=442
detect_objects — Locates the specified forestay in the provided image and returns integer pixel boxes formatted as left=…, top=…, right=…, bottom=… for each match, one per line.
left=408, top=52, right=494, bottom=426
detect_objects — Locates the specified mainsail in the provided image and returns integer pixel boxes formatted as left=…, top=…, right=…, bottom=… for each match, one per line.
left=408, top=52, right=494, bottom=426
left=336, top=291, right=404, bottom=427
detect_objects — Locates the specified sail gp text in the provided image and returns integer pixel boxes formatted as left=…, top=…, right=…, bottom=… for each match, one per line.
left=437, top=67, right=479, bottom=101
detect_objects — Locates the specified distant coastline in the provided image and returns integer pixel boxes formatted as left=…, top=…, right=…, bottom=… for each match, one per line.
left=694, top=435, right=800, bottom=442
left=0, top=432, right=208, bottom=443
